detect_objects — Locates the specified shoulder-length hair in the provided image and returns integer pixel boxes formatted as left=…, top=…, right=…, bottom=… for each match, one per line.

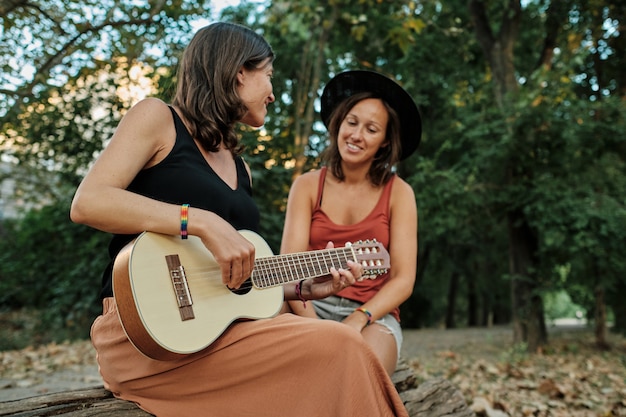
left=321, top=91, right=402, bottom=186
left=171, top=22, right=274, bottom=155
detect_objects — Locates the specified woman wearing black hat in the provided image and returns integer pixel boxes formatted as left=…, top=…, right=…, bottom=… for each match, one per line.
left=281, top=70, right=420, bottom=376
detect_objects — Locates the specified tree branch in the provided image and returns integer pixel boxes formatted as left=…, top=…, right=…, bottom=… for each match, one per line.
left=467, top=0, right=494, bottom=56
left=500, top=0, right=522, bottom=52
left=0, top=0, right=28, bottom=17
left=9, top=12, right=163, bottom=120
left=536, top=1, right=568, bottom=71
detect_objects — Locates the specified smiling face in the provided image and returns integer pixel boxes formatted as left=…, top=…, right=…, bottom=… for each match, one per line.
left=337, top=98, right=389, bottom=164
left=237, top=59, right=275, bottom=128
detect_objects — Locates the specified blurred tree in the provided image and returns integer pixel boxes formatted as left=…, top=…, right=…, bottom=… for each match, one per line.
left=0, top=199, right=111, bottom=345
left=0, top=0, right=210, bottom=203
left=0, top=0, right=215, bottom=343
left=0, top=0, right=624, bottom=352
left=401, top=0, right=625, bottom=350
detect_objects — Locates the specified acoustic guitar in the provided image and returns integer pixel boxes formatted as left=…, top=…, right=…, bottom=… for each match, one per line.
left=113, top=230, right=389, bottom=360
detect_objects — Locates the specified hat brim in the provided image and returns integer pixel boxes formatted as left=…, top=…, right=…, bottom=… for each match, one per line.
left=320, top=70, right=421, bottom=160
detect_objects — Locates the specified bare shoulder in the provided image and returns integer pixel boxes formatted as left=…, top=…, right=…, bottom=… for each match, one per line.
left=114, top=98, right=174, bottom=149
left=391, top=176, right=416, bottom=202
left=122, top=97, right=171, bottom=129
left=291, top=169, right=321, bottom=190
left=104, top=98, right=176, bottom=169
left=393, top=176, right=415, bottom=197
left=287, top=170, right=322, bottom=208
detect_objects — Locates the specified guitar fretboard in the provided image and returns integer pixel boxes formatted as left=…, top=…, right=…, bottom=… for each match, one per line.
left=252, top=247, right=355, bottom=288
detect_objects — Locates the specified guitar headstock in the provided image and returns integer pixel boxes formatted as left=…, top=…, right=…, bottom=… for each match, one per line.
left=347, top=239, right=390, bottom=280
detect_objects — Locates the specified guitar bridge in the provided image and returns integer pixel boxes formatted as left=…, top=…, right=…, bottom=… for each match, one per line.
left=165, top=254, right=195, bottom=321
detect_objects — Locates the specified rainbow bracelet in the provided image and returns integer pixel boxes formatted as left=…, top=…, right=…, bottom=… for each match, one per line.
left=356, top=307, right=372, bottom=326
left=180, top=204, right=189, bottom=240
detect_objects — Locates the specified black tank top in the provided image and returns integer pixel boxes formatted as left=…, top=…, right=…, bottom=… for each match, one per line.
left=98, top=106, right=260, bottom=299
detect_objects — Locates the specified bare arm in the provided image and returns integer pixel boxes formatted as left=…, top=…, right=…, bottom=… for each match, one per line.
left=71, top=98, right=178, bottom=235
left=280, top=172, right=361, bottom=308
left=280, top=172, right=317, bottom=254
left=70, top=98, right=255, bottom=289
left=342, top=178, right=418, bottom=331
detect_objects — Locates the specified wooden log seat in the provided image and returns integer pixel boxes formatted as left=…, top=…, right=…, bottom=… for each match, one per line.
left=0, top=362, right=475, bottom=417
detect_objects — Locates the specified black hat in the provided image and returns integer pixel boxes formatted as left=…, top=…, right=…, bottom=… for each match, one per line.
left=320, top=70, right=421, bottom=160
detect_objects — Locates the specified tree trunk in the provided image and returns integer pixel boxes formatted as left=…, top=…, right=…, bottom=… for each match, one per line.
left=609, top=279, right=626, bottom=336
left=445, top=270, right=459, bottom=328
left=290, top=5, right=338, bottom=182
left=480, top=289, right=493, bottom=327
left=594, top=284, right=610, bottom=350
left=467, top=270, right=479, bottom=327
left=468, top=0, right=548, bottom=352
left=508, top=208, right=547, bottom=351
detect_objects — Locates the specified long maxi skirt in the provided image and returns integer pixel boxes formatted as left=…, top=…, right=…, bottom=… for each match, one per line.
left=91, top=298, right=409, bottom=417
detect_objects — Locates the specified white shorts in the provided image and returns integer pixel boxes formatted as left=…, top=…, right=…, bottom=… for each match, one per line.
left=311, top=295, right=403, bottom=359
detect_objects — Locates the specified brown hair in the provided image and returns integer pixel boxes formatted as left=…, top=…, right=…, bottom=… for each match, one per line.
left=321, top=92, right=402, bottom=186
left=171, top=22, right=274, bottom=154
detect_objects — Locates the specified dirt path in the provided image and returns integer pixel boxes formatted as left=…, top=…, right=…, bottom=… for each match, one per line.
left=0, top=340, right=102, bottom=402
left=0, top=325, right=515, bottom=402
left=401, top=324, right=514, bottom=361
left=3, top=323, right=623, bottom=416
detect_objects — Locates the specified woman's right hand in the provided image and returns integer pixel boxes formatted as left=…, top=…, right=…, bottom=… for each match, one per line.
left=194, top=211, right=255, bottom=290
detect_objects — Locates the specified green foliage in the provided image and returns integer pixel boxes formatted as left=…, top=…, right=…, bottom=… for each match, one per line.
left=543, top=290, right=585, bottom=322
left=239, top=127, right=293, bottom=251
left=515, top=88, right=626, bottom=310
left=0, top=200, right=110, bottom=345
left=500, top=342, right=530, bottom=365
left=1, top=0, right=625, bottom=347
left=1, top=0, right=209, bottom=197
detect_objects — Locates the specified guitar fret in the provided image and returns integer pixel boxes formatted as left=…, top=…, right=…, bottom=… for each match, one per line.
left=251, top=243, right=383, bottom=289
left=276, top=255, right=288, bottom=285
left=297, top=254, right=308, bottom=280
left=256, top=257, right=267, bottom=287
left=264, top=257, right=274, bottom=285
left=314, top=252, right=324, bottom=276
left=321, top=252, right=331, bottom=274
left=257, top=257, right=273, bottom=287
left=278, top=257, right=286, bottom=283
left=307, top=255, right=316, bottom=277
left=334, top=249, right=344, bottom=271
left=303, top=253, right=317, bottom=276
left=267, top=256, right=280, bottom=286
left=285, top=254, right=297, bottom=284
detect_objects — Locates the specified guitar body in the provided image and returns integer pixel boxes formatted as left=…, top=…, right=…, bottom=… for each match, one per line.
left=113, top=230, right=282, bottom=361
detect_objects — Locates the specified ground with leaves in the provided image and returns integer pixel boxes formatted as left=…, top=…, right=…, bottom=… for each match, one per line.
left=1, top=324, right=625, bottom=416
left=402, top=324, right=626, bottom=416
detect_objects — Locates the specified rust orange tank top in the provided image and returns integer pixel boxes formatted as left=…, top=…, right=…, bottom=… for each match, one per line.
left=309, top=167, right=400, bottom=321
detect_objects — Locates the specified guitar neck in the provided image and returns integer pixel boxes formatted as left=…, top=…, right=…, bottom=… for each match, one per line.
left=252, top=247, right=355, bottom=289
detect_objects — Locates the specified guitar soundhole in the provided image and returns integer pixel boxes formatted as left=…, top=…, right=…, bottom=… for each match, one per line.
left=229, top=278, right=253, bottom=295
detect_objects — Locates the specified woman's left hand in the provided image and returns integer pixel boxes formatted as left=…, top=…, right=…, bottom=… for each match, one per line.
left=301, top=241, right=362, bottom=300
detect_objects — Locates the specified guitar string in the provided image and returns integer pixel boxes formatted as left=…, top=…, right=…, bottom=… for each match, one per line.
left=162, top=245, right=385, bottom=296
left=176, top=256, right=352, bottom=290
left=168, top=250, right=340, bottom=289
left=171, top=259, right=384, bottom=294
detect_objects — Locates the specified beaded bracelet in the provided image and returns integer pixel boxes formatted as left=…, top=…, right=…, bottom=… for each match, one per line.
left=295, top=280, right=307, bottom=308
left=180, top=204, right=189, bottom=240
left=355, top=307, right=372, bottom=326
